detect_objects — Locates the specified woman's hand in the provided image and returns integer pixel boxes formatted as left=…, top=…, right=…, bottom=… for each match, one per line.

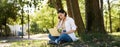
left=65, top=30, right=75, bottom=34
left=61, top=30, right=66, bottom=34
left=61, top=32, right=66, bottom=34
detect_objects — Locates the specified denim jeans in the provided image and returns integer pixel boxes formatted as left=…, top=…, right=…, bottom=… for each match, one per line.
left=48, top=30, right=72, bottom=43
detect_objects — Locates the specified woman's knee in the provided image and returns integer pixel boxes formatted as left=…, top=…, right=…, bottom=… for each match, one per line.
left=61, top=33, right=67, bottom=35
left=60, top=33, right=67, bottom=37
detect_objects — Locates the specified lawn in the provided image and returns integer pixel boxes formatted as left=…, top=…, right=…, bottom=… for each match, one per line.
left=8, top=32, right=120, bottom=47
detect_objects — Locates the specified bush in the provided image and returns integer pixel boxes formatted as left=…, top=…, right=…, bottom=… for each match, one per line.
left=0, top=25, right=11, bottom=37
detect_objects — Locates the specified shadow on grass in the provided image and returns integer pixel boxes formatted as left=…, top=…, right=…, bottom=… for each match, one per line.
left=79, top=32, right=120, bottom=47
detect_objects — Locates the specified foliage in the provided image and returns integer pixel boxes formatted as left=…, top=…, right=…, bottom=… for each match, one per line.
left=26, top=0, right=120, bottom=34
left=0, top=0, right=21, bottom=36
left=30, top=4, right=58, bottom=34
left=0, top=0, right=119, bottom=35
left=30, top=22, right=45, bottom=34
left=104, top=0, right=120, bottom=32
left=0, top=25, right=11, bottom=37
left=0, top=0, right=19, bottom=26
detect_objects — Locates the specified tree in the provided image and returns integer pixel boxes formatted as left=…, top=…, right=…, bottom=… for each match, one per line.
left=107, top=0, right=112, bottom=33
left=66, top=0, right=85, bottom=35
left=0, top=0, right=20, bottom=37
left=66, top=0, right=74, bottom=18
left=55, top=0, right=63, bottom=10
left=85, top=0, right=106, bottom=33
left=48, top=0, right=63, bottom=28
left=48, top=0, right=63, bottom=10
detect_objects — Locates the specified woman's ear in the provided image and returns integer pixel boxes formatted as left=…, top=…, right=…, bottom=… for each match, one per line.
left=58, top=16, right=62, bottom=20
left=58, top=16, right=60, bottom=19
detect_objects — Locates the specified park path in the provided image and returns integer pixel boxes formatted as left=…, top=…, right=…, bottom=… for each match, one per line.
left=24, top=33, right=49, bottom=40
left=0, top=34, right=49, bottom=47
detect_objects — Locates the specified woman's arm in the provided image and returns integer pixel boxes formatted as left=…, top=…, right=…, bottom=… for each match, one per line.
left=65, top=30, right=75, bottom=34
left=64, top=18, right=77, bottom=34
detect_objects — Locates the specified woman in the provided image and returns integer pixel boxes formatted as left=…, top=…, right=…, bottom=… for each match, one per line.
left=48, top=9, right=77, bottom=44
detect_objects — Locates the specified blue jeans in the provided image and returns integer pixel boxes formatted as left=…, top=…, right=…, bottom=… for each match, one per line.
left=48, top=33, right=72, bottom=43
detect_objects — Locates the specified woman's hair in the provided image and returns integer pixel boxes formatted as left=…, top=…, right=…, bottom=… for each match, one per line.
left=57, top=8, right=67, bottom=17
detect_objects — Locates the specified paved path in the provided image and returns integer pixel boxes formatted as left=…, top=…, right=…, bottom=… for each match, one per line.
left=24, top=33, right=49, bottom=40
left=0, top=34, right=49, bottom=47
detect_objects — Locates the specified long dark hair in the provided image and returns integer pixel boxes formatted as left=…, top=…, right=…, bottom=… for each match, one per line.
left=57, top=9, right=67, bottom=17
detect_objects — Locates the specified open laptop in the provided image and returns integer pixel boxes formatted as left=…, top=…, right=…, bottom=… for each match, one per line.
left=48, top=28, right=60, bottom=36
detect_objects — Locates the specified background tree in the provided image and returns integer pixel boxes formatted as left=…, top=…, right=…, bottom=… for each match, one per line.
left=48, top=0, right=63, bottom=10
left=66, top=0, right=74, bottom=18
left=85, top=0, right=106, bottom=33
left=107, top=0, right=112, bottom=33
left=0, top=0, right=20, bottom=37
left=66, top=0, right=85, bottom=36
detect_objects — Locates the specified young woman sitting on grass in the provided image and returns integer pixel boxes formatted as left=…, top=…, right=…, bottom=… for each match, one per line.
left=48, top=9, right=78, bottom=45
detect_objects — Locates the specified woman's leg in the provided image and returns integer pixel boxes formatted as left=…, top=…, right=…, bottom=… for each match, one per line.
left=48, top=34, right=58, bottom=41
left=55, top=33, right=72, bottom=43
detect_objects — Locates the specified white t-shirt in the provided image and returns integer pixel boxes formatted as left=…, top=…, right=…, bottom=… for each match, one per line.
left=57, top=16, right=77, bottom=41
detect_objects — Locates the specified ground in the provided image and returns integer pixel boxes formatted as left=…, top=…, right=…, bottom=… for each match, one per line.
left=0, top=32, right=120, bottom=47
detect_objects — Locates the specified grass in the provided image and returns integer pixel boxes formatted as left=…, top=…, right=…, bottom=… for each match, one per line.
left=6, top=32, right=120, bottom=47
left=78, top=32, right=120, bottom=47
left=10, top=40, right=48, bottom=47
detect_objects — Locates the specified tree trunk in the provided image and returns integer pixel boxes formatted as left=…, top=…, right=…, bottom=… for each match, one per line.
left=0, top=29, right=2, bottom=37
left=66, top=0, right=74, bottom=18
left=107, top=0, right=112, bottom=33
left=5, top=13, right=7, bottom=37
left=21, top=8, right=24, bottom=38
left=55, top=0, right=63, bottom=10
left=100, top=0, right=103, bottom=17
left=85, top=0, right=106, bottom=33
left=66, top=0, right=85, bottom=35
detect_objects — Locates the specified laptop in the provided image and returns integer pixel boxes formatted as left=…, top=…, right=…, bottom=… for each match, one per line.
left=48, top=28, right=60, bottom=36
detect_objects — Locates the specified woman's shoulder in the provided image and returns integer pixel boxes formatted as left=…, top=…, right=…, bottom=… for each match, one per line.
left=67, top=17, right=74, bottom=22
left=67, top=16, right=74, bottom=20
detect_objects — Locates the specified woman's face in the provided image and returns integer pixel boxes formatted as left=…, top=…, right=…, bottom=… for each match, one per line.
left=58, top=13, right=65, bottom=20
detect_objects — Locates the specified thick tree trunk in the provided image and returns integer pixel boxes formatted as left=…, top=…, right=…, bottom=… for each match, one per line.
left=66, top=0, right=85, bottom=35
left=66, top=0, right=74, bottom=18
left=99, top=0, right=106, bottom=33
left=85, top=0, right=106, bottom=33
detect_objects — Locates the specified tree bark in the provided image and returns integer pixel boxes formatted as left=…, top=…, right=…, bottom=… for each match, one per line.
left=66, top=0, right=85, bottom=35
left=85, top=0, right=106, bottom=33
left=66, top=0, right=74, bottom=18
left=107, top=0, right=112, bottom=33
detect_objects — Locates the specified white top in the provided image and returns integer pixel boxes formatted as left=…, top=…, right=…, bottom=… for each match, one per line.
left=57, top=16, right=77, bottom=41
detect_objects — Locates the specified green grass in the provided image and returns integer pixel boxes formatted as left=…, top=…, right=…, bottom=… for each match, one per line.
left=78, top=32, right=120, bottom=47
left=10, top=40, right=48, bottom=47
left=9, top=32, right=120, bottom=47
